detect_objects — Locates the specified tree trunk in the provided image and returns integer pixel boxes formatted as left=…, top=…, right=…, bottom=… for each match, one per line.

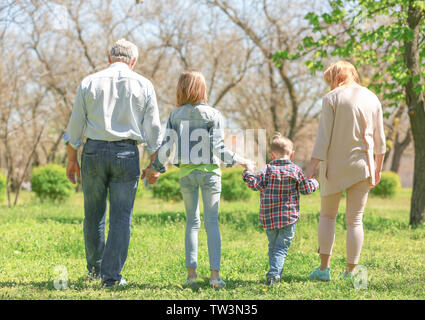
left=404, top=2, right=425, bottom=226
left=390, top=130, right=411, bottom=173
left=47, top=130, right=66, bottom=163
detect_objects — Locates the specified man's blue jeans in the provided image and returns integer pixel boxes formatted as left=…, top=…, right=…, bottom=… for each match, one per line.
left=81, top=139, right=140, bottom=286
left=180, top=171, right=222, bottom=271
left=265, top=222, right=297, bottom=280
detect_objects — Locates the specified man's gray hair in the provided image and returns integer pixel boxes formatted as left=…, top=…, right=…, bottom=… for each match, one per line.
left=109, top=39, right=139, bottom=64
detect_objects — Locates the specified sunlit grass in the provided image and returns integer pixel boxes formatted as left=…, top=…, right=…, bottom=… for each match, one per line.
left=0, top=188, right=423, bottom=299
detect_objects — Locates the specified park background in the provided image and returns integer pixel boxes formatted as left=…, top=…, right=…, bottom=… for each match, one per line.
left=0, top=0, right=424, bottom=299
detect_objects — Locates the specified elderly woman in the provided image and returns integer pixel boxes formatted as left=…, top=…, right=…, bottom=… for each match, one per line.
left=307, top=61, right=386, bottom=281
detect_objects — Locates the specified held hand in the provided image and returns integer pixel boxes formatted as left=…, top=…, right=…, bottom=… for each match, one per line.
left=142, top=168, right=160, bottom=185
left=307, top=158, right=320, bottom=179
left=306, top=167, right=315, bottom=179
left=240, top=159, right=256, bottom=172
left=141, top=162, right=153, bottom=180
left=66, top=160, right=81, bottom=185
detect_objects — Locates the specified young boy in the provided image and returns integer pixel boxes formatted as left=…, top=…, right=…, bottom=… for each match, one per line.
left=241, top=133, right=319, bottom=286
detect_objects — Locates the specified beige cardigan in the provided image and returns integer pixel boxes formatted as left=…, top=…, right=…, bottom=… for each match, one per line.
left=312, top=83, right=386, bottom=196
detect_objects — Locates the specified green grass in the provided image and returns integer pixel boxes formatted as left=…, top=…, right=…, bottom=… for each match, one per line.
left=0, top=188, right=423, bottom=300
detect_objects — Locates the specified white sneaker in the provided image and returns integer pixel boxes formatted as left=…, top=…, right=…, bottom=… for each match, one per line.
left=103, top=278, right=127, bottom=288
left=210, top=278, right=226, bottom=290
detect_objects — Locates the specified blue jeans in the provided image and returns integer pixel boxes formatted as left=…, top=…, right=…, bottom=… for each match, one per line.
left=180, top=171, right=222, bottom=271
left=81, top=139, right=140, bottom=285
left=265, top=222, right=297, bottom=279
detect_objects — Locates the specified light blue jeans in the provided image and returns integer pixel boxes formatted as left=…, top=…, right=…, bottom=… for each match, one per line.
left=265, top=222, right=297, bottom=279
left=180, top=171, right=222, bottom=271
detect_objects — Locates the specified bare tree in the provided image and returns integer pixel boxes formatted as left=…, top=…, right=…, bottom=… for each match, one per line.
left=205, top=0, right=327, bottom=141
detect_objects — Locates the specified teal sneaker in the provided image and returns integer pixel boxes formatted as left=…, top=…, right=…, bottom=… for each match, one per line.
left=338, top=271, right=354, bottom=280
left=309, top=267, right=331, bottom=281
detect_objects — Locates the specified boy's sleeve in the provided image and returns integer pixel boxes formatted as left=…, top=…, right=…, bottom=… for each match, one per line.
left=298, top=169, right=319, bottom=195
left=242, top=167, right=268, bottom=192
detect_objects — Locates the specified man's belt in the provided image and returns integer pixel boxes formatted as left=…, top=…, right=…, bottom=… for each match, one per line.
left=86, top=138, right=137, bottom=145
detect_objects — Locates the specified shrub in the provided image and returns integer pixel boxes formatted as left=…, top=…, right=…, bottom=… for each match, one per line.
left=0, top=172, right=6, bottom=203
left=152, top=168, right=182, bottom=201
left=221, top=167, right=252, bottom=201
left=30, top=165, right=74, bottom=202
left=370, top=171, right=401, bottom=198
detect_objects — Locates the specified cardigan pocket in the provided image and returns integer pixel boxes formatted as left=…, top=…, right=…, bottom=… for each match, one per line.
left=319, top=160, right=328, bottom=180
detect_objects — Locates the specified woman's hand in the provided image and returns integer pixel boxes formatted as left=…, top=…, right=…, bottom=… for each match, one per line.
left=307, top=158, right=321, bottom=179
left=371, top=169, right=381, bottom=189
left=371, top=154, right=385, bottom=189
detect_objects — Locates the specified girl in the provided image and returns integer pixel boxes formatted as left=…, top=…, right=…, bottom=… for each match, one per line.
left=150, top=70, right=252, bottom=289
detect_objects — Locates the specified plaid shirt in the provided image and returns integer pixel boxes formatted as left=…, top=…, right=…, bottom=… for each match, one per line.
left=242, top=159, right=319, bottom=230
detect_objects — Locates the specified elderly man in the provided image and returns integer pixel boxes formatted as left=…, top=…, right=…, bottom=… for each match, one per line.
left=63, top=39, right=161, bottom=288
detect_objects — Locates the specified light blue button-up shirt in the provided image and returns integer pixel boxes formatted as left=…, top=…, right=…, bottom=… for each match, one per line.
left=63, top=62, right=162, bottom=155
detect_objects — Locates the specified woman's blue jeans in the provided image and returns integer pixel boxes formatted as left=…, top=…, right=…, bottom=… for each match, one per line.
left=180, top=171, right=222, bottom=271
left=81, top=139, right=140, bottom=286
left=265, top=222, right=297, bottom=279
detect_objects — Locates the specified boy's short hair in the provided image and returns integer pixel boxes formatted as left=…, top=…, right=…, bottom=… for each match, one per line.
left=270, top=132, right=293, bottom=156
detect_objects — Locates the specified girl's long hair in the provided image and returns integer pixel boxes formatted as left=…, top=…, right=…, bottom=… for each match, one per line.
left=176, top=70, right=208, bottom=107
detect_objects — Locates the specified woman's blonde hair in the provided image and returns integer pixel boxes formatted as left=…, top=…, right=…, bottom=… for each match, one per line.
left=176, top=70, right=207, bottom=107
left=323, top=60, right=360, bottom=90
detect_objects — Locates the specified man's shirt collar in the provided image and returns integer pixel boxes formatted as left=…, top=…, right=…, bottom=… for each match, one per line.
left=109, top=61, right=130, bottom=70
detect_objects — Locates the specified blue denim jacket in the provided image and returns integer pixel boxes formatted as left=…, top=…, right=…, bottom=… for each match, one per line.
left=151, top=102, right=237, bottom=173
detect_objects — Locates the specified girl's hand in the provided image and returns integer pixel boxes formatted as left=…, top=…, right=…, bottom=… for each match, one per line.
left=240, top=159, right=256, bottom=172
left=142, top=168, right=160, bottom=184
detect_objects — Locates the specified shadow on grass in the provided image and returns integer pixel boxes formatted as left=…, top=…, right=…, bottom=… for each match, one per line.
left=280, top=274, right=309, bottom=283
left=133, top=211, right=263, bottom=231
left=36, top=216, right=83, bottom=225
left=133, top=211, right=186, bottom=225
left=0, top=276, right=119, bottom=291
left=0, top=278, right=184, bottom=292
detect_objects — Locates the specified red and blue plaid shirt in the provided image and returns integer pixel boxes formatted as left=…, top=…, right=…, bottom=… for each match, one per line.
left=242, top=159, right=319, bottom=230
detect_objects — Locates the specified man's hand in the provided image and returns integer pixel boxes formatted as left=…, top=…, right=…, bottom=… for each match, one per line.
left=141, top=151, right=159, bottom=180
left=142, top=168, right=160, bottom=185
left=66, top=160, right=81, bottom=184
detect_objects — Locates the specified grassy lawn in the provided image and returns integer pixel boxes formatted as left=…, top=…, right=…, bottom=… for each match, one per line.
left=0, top=188, right=423, bottom=300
